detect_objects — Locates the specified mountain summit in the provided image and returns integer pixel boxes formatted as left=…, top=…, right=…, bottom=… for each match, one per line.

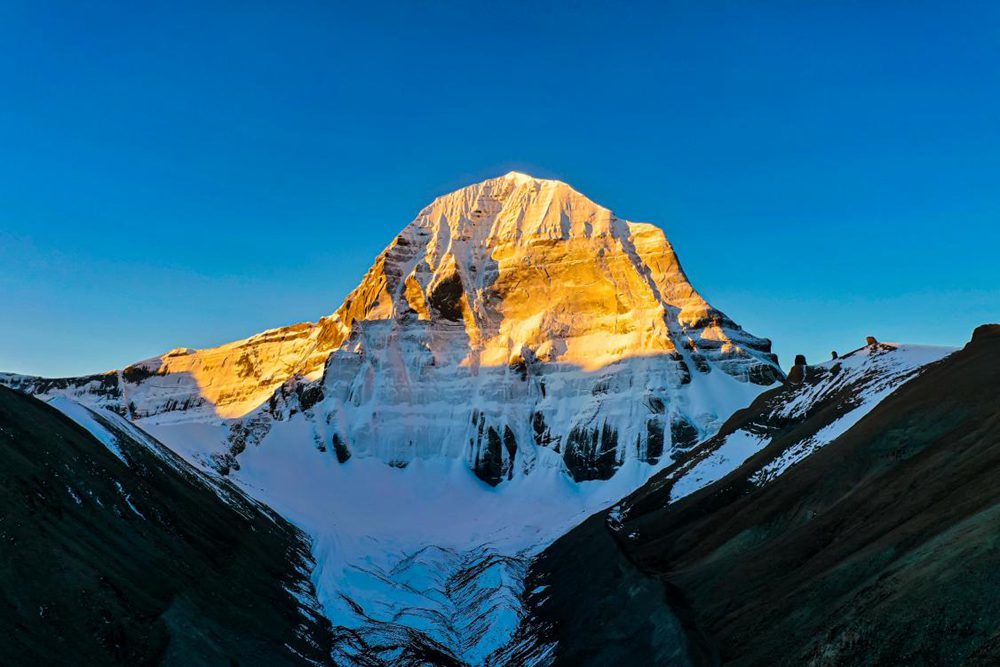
left=3, top=172, right=781, bottom=483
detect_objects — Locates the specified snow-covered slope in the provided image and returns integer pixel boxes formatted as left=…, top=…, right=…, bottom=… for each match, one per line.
left=5, top=172, right=785, bottom=664
left=607, top=341, right=955, bottom=535
left=499, top=340, right=957, bottom=666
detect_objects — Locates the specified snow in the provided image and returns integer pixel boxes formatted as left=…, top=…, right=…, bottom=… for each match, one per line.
left=66, top=485, right=83, bottom=505
left=113, top=480, right=146, bottom=519
left=123, top=346, right=773, bottom=661
left=605, top=342, right=957, bottom=549
left=8, top=172, right=789, bottom=664
left=750, top=343, right=954, bottom=485
left=501, top=171, right=539, bottom=185
left=670, top=429, right=765, bottom=502
left=47, top=396, right=205, bottom=476
left=667, top=343, right=956, bottom=505
left=48, top=397, right=129, bottom=464
left=141, top=420, right=231, bottom=467
left=228, top=414, right=671, bottom=663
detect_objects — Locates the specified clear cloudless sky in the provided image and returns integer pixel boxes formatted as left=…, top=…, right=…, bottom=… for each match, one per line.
left=1, top=1, right=998, bottom=376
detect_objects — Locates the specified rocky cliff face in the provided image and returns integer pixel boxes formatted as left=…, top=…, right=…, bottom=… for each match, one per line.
left=2, top=172, right=781, bottom=485
left=311, top=173, right=781, bottom=483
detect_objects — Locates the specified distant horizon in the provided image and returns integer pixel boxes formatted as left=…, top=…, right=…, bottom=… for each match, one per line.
left=2, top=2, right=997, bottom=376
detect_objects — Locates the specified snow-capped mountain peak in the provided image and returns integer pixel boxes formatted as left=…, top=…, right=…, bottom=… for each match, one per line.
left=342, top=171, right=748, bottom=370
left=2, top=173, right=787, bottom=663
left=3, top=173, right=782, bottom=485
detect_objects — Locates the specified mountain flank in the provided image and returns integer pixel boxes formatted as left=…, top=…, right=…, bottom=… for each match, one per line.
left=0, top=386, right=332, bottom=666
left=509, top=326, right=1000, bottom=666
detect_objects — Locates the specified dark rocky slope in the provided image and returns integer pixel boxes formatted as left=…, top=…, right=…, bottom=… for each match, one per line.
left=511, top=325, right=1000, bottom=666
left=0, top=386, right=333, bottom=666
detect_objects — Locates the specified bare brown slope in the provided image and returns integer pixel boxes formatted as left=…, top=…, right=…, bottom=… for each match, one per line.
left=626, top=324, right=1000, bottom=665
left=516, top=324, right=1000, bottom=666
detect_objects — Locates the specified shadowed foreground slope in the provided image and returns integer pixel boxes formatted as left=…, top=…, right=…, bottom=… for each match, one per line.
left=513, top=325, right=1000, bottom=666
left=0, top=387, right=333, bottom=666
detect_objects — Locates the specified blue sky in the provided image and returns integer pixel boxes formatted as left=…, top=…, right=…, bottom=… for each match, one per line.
left=1, top=1, right=997, bottom=376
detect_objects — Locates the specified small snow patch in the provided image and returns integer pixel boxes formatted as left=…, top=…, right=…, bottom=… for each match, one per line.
left=113, top=481, right=146, bottom=519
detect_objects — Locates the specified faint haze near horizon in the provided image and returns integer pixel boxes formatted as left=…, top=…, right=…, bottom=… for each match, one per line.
left=1, top=1, right=998, bottom=376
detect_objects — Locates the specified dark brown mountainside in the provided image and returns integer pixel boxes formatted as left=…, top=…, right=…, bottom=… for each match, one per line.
left=510, top=324, right=1000, bottom=666
left=0, top=387, right=333, bottom=666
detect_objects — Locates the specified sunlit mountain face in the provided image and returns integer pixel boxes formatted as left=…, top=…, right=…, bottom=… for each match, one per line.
left=1, top=172, right=782, bottom=479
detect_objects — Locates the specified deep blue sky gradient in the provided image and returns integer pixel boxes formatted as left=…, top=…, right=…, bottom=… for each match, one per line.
left=2, top=1, right=998, bottom=375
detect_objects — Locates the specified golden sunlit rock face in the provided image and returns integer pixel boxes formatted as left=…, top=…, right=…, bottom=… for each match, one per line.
left=320, top=173, right=724, bottom=368
left=1, top=172, right=782, bottom=482
left=104, top=172, right=750, bottom=419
